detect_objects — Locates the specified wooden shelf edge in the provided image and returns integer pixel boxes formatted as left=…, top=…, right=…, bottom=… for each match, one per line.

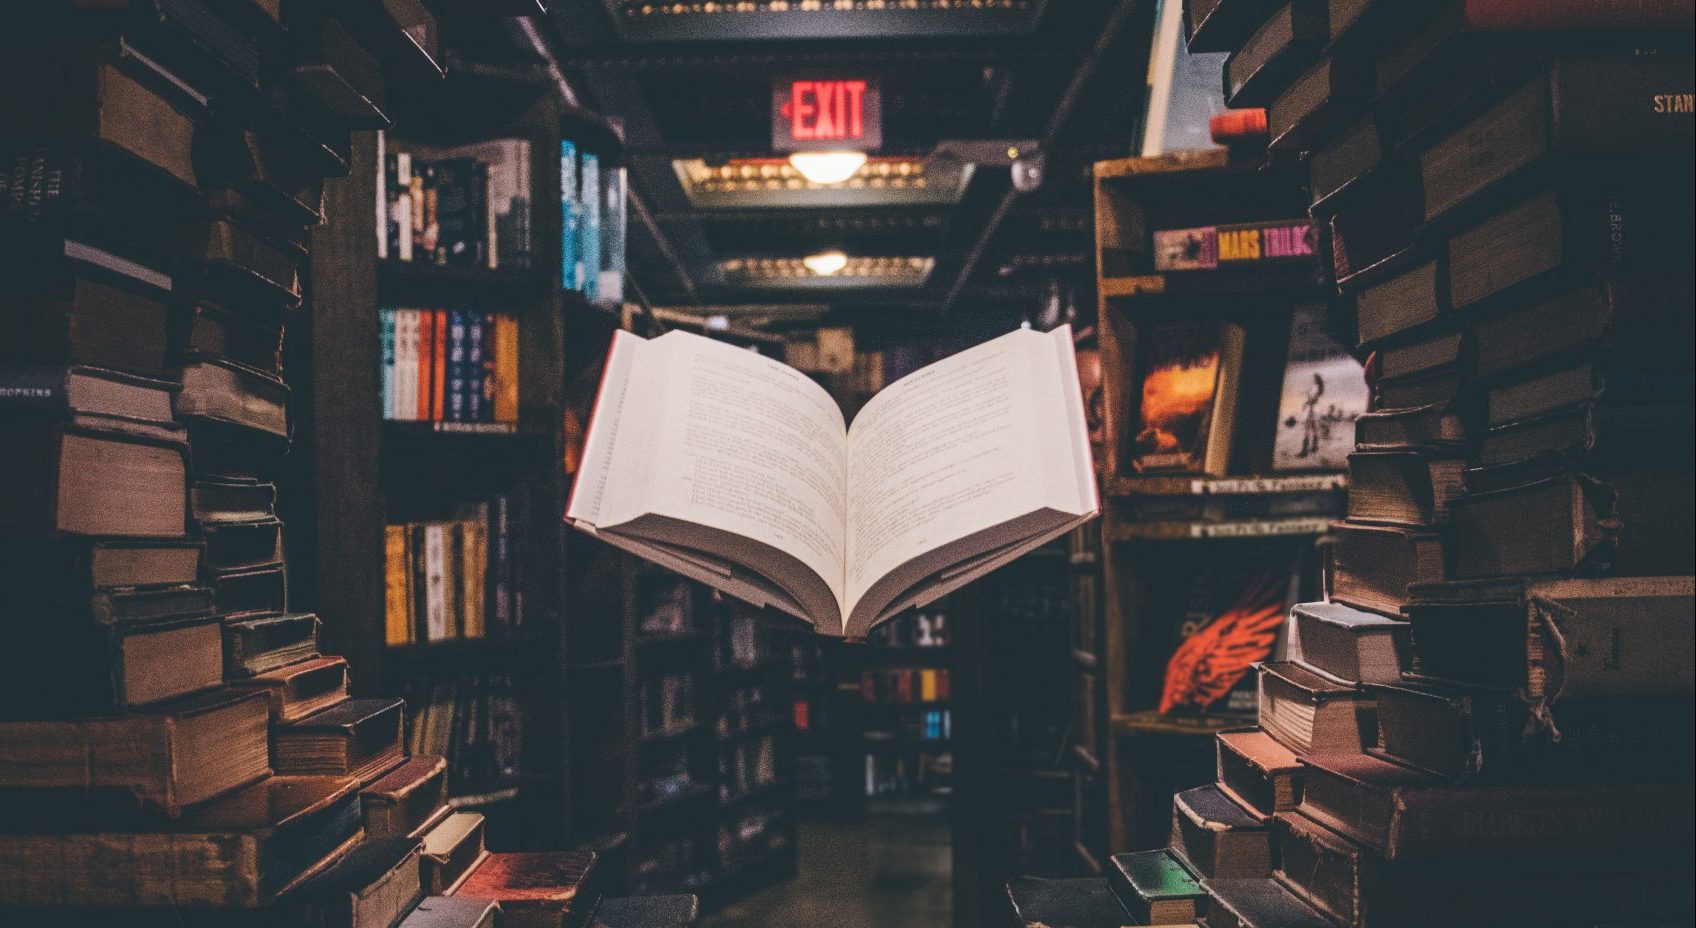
left=1107, top=515, right=1336, bottom=542
left=1108, top=472, right=1347, bottom=498
left=1111, top=711, right=1243, bottom=737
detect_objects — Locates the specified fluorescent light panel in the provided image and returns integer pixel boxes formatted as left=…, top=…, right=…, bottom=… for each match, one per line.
left=721, top=255, right=934, bottom=288
left=673, top=156, right=973, bottom=208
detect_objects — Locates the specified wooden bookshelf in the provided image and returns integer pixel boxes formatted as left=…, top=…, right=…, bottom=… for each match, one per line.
left=289, top=63, right=610, bottom=848
left=1087, top=152, right=1345, bottom=852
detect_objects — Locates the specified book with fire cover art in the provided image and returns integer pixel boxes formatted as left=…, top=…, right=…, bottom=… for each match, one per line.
left=1129, top=321, right=1244, bottom=476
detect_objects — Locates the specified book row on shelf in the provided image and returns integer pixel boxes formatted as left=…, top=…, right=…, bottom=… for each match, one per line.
left=0, top=3, right=623, bottom=926
left=383, top=495, right=526, bottom=645
left=865, top=606, right=951, bottom=647
left=378, top=134, right=533, bottom=270
left=380, top=307, right=522, bottom=425
left=561, top=139, right=629, bottom=303
left=864, top=751, right=952, bottom=800
left=861, top=667, right=951, bottom=704
left=403, top=674, right=523, bottom=798
left=1014, top=3, right=1694, bottom=927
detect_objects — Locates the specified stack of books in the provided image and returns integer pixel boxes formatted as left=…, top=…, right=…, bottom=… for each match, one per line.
left=0, top=3, right=611, bottom=926
left=380, top=307, right=521, bottom=427
left=560, top=138, right=628, bottom=303
left=378, top=136, right=533, bottom=270
left=1069, top=2, right=1696, bottom=926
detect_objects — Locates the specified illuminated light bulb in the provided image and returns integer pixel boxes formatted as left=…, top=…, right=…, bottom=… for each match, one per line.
left=787, top=150, right=868, bottom=185
left=802, top=251, right=850, bottom=276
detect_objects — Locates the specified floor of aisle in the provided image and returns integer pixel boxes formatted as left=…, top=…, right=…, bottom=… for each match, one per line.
left=704, top=807, right=952, bottom=928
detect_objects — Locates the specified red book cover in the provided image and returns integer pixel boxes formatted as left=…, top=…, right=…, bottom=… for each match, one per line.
left=416, top=309, right=434, bottom=422
left=1461, top=0, right=1694, bottom=31
left=455, top=851, right=597, bottom=918
left=431, top=308, right=447, bottom=421
left=1210, top=109, right=1268, bottom=143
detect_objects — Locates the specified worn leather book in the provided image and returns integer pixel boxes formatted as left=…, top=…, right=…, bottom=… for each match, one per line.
left=1215, top=729, right=1303, bottom=821
left=3, top=421, right=188, bottom=540
left=1448, top=181, right=1694, bottom=311
left=0, top=538, right=201, bottom=592
left=0, top=261, right=173, bottom=376
left=1326, top=163, right=1424, bottom=286
left=224, top=611, right=319, bottom=677
left=588, top=895, right=700, bottom=928
left=1375, top=330, right=1461, bottom=385
left=290, top=837, right=425, bottom=928
left=1267, top=53, right=1373, bottom=153
left=1345, top=451, right=1464, bottom=526
left=1404, top=575, right=1693, bottom=701
left=1256, top=661, right=1374, bottom=754
left=1274, top=808, right=1695, bottom=928
left=0, top=687, right=270, bottom=815
left=1107, top=849, right=1205, bottom=925
left=227, top=654, right=349, bottom=723
left=1352, top=259, right=1442, bottom=348
left=1450, top=470, right=1692, bottom=578
left=1203, top=877, right=1330, bottom=928
left=1222, top=0, right=1330, bottom=108
left=200, top=516, right=284, bottom=573
left=0, top=774, right=361, bottom=909
left=1169, top=784, right=1272, bottom=880
left=275, top=697, right=407, bottom=785
left=1184, top=0, right=1283, bottom=54
left=193, top=124, right=325, bottom=226
left=175, top=301, right=287, bottom=375
left=1479, top=402, right=1688, bottom=472
left=1369, top=678, right=1694, bottom=783
left=399, top=897, right=499, bottom=928
left=456, top=851, right=601, bottom=928
left=1308, top=114, right=1381, bottom=212
left=177, top=354, right=290, bottom=440
left=1299, top=749, right=1694, bottom=864
left=1353, top=403, right=1466, bottom=453
left=1473, top=270, right=1693, bottom=384
left=210, top=562, right=288, bottom=620
left=195, top=216, right=302, bottom=305
left=0, top=45, right=198, bottom=189
left=1421, top=54, right=1696, bottom=223
left=1004, top=876, right=1133, bottom=928
left=287, top=12, right=390, bottom=127
left=422, top=811, right=488, bottom=894
left=1328, top=521, right=1445, bottom=618
left=362, top=753, right=450, bottom=839
left=5, top=612, right=222, bottom=718
left=1287, top=601, right=1407, bottom=685
left=1372, top=6, right=1543, bottom=149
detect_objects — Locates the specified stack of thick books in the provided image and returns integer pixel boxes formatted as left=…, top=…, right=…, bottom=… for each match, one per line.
left=1062, top=2, right=1696, bottom=926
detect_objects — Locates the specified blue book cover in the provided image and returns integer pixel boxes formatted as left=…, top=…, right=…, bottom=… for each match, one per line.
left=447, top=310, right=468, bottom=422
left=579, top=152, right=601, bottom=301
left=560, top=141, right=580, bottom=292
left=466, top=312, right=486, bottom=423
left=379, top=309, right=396, bottom=420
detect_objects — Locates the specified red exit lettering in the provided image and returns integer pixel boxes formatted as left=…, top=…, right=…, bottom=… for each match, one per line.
left=785, top=80, right=867, bottom=142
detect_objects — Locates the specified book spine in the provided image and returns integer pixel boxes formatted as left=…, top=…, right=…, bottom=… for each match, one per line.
left=601, top=165, right=627, bottom=302
left=447, top=310, right=468, bottom=423
left=478, top=313, right=497, bottom=423
left=376, top=131, right=389, bottom=260
left=380, top=309, right=395, bottom=421
left=491, top=495, right=511, bottom=631
left=423, top=523, right=449, bottom=641
left=431, top=308, right=447, bottom=422
left=494, top=314, right=519, bottom=423
left=580, top=152, right=601, bottom=301
left=396, top=152, right=414, bottom=263
left=465, top=313, right=486, bottom=424
left=447, top=521, right=464, bottom=638
left=560, top=141, right=580, bottom=292
left=0, top=368, right=69, bottom=411
left=474, top=159, right=491, bottom=269
left=384, top=524, right=410, bottom=645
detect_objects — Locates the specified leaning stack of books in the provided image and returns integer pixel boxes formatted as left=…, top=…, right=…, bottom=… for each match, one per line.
left=1065, top=2, right=1696, bottom=926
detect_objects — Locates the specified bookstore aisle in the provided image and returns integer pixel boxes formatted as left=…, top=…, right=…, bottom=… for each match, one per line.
left=4, top=3, right=1693, bottom=928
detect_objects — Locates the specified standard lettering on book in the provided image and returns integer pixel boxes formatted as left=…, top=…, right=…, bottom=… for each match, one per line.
left=1652, top=93, right=1694, bottom=113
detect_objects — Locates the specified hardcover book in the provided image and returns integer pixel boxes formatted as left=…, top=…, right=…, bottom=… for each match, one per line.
left=289, top=837, right=425, bottom=928
left=0, top=687, right=271, bottom=815
left=1170, top=784, right=1272, bottom=879
left=1272, top=306, right=1366, bottom=471
left=568, top=326, right=1097, bottom=637
left=226, top=655, right=350, bottom=724
left=1107, top=849, right=1206, bottom=926
left=1152, top=219, right=1316, bottom=272
left=400, top=897, right=500, bottom=928
left=1215, top=728, right=1303, bottom=821
left=275, top=697, right=407, bottom=784
left=1256, top=660, right=1374, bottom=754
left=454, top=851, right=600, bottom=928
left=1329, top=521, right=1447, bottom=617
left=1203, top=877, right=1331, bottom=928
left=361, top=753, right=450, bottom=839
left=1286, top=601, right=1408, bottom=685
left=0, top=774, right=361, bottom=909
left=1129, top=321, right=1244, bottom=476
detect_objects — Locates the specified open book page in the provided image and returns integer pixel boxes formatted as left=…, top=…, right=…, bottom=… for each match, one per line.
left=843, top=326, right=1097, bottom=634
left=567, top=331, right=850, bottom=626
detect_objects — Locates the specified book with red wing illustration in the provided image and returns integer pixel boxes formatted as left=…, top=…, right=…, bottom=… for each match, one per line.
left=1159, top=549, right=1301, bottom=718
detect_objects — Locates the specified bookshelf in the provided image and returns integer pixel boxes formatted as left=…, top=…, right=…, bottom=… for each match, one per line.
left=289, top=45, right=624, bottom=847
left=1087, top=150, right=1348, bottom=852
left=563, top=545, right=807, bottom=909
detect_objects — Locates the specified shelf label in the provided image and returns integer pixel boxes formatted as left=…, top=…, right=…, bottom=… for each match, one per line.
left=1192, top=474, right=1347, bottom=495
left=1189, top=517, right=1334, bottom=538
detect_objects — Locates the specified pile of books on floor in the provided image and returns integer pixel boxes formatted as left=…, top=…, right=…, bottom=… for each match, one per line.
left=0, top=4, right=626, bottom=927
left=1010, top=2, right=1694, bottom=926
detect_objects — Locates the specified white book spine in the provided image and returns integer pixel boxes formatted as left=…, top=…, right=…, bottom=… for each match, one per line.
left=375, top=130, right=388, bottom=260
left=424, top=523, right=449, bottom=641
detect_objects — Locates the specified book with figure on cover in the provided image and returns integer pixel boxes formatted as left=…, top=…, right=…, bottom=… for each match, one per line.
left=568, top=326, right=1098, bottom=638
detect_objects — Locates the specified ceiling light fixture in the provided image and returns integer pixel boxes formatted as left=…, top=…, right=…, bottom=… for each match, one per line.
left=787, top=150, right=868, bottom=185
left=802, top=250, right=850, bottom=276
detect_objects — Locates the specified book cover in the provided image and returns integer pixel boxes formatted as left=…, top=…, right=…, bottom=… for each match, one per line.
left=1153, top=219, right=1316, bottom=272
left=560, top=141, right=580, bottom=292
left=1160, top=562, right=1294, bottom=717
left=430, top=308, right=448, bottom=421
left=579, top=151, right=601, bottom=301
left=1130, top=321, right=1242, bottom=475
left=1273, top=306, right=1367, bottom=471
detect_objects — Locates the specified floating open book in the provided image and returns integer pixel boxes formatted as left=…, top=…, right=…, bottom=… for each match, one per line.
left=568, top=325, right=1099, bottom=637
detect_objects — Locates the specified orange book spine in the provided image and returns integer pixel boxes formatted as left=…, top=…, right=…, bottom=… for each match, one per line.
left=416, top=309, right=434, bottom=421
left=431, top=308, right=448, bottom=421
left=494, top=314, right=520, bottom=423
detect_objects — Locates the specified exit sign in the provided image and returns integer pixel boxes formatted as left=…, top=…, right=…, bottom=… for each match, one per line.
left=773, top=78, right=881, bottom=152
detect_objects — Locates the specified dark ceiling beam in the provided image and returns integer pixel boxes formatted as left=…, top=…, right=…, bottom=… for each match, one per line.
left=943, top=0, right=1152, bottom=309
left=566, top=42, right=1082, bottom=71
